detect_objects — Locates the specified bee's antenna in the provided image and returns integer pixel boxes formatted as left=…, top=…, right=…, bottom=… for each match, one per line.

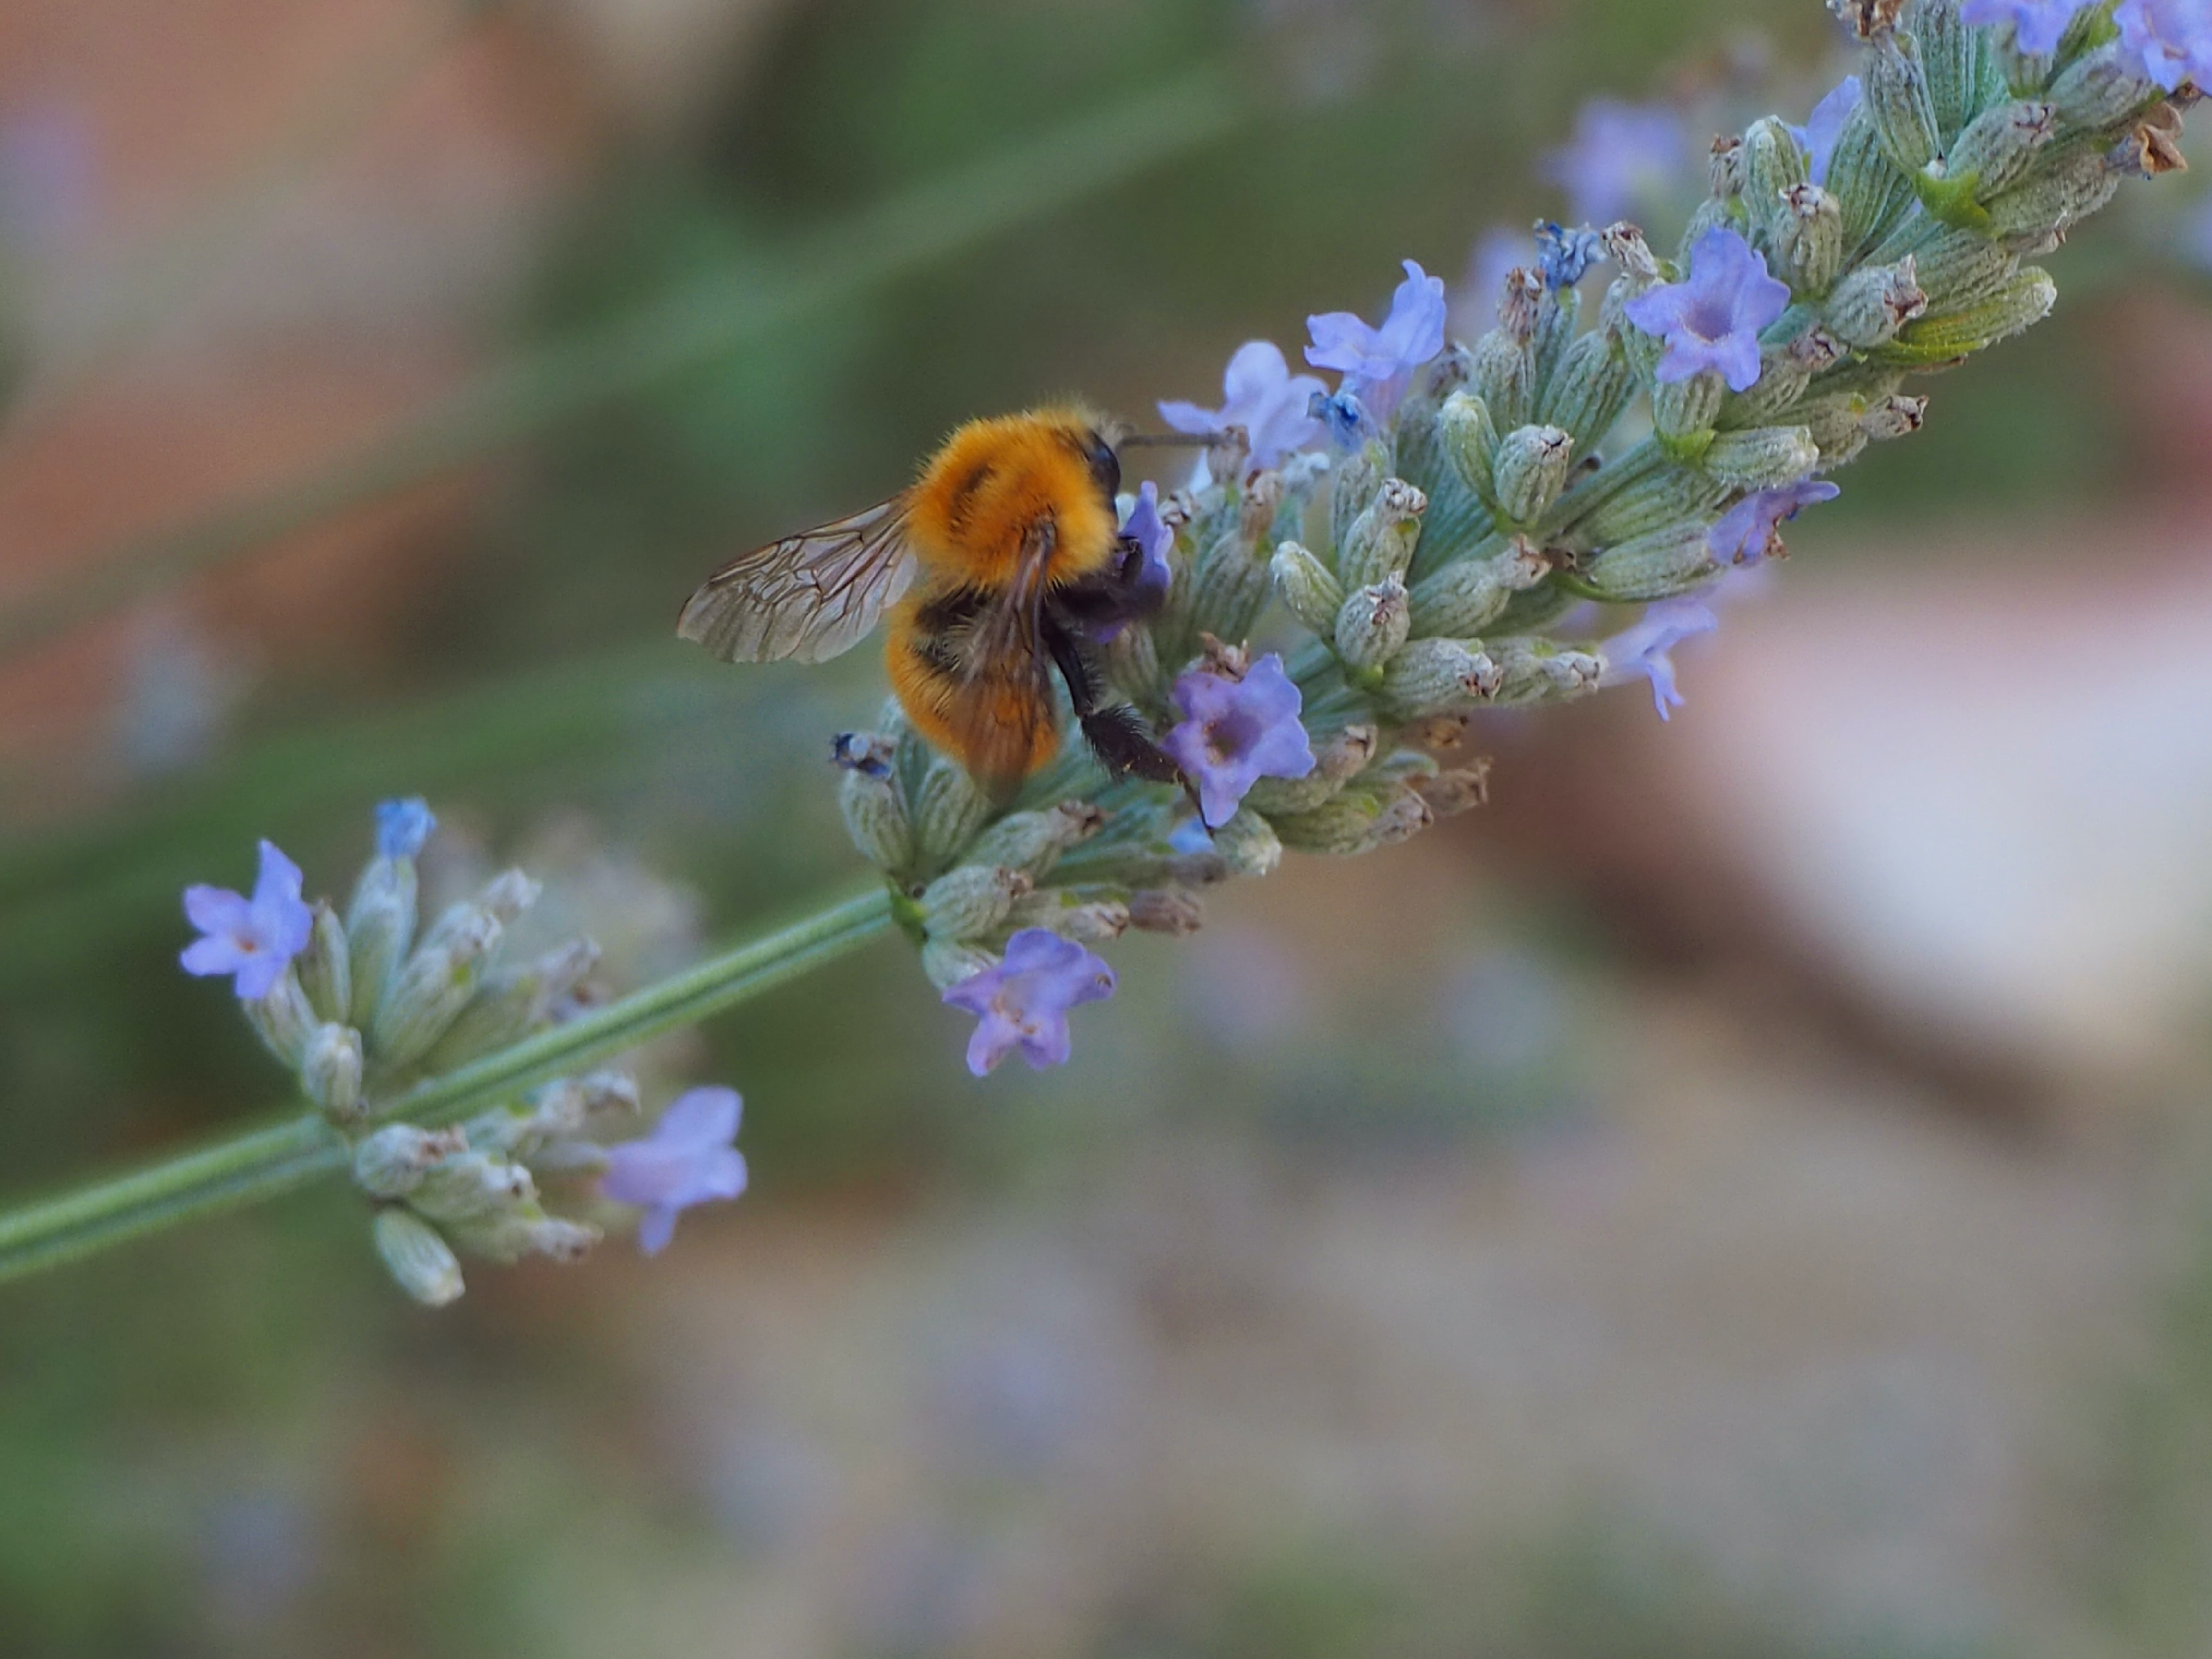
left=1113, top=433, right=1215, bottom=451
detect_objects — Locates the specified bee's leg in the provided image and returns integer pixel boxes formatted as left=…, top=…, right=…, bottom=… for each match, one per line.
left=1042, top=617, right=1183, bottom=786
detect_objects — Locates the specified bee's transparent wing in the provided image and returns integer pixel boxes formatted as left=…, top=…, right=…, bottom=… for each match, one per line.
left=677, top=496, right=917, bottom=665
left=947, top=516, right=1062, bottom=797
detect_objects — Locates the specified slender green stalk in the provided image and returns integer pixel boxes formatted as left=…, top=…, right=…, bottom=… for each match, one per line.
left=0, top=885, right=894, bottom=1283
left=0, top=68, right=1249, bottom=661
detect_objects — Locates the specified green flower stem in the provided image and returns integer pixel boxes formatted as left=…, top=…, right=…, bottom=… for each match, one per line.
left=0, top=885, right=894, bottom=1284
left=0, top=67, right=1249, bottom=662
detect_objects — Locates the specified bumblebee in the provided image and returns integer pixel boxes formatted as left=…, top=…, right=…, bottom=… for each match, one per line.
left=678, top=407, right=1184, bottom=796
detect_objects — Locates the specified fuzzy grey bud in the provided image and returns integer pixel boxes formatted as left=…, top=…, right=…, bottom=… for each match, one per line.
left=354, top=1123, right=468, bottom=1199
left=1334, top=578, right=1411, bottom=677
left=345, top=855, right=417, bottom=1028
left=1468, top=326, right=1535, bottom=433
left=301, top=1022, right=365, bottom=1122
left=921, top=939, right=999, bottom=991
left=1420, top=762, right=1493, bottom=819
left=1864, top=30, right=1941, bottom=174
left=294, top=901, right=351, bottom=1026
left=911, top=753, right=994, bottom=865
left=1336, top=478, right=1427, bottom=592
left=1581, top=520, right=1716, bottom=601
left=1945, top=100, right=2056, bottom=198
left=422, top=936, right=601, bottom=1073
left=1409, top=535, right=1551, bottom=639
left=1984, top=146, right=2121, bottom=245
left=965, top=802, right=1108, bottom=878
left=1775, top=183, right=1845, bottom=293
left=1271, top=541, right=1345, bottom=637
left=241, top=966, right=317, bottom=1069
left=1883, top=267, right=2056, bottom=360
left=1701, top=426, right=1823, bottom=490
left=373, top=1208, right=465, bottom=1307
left=1272, top=785, right=1434, bottom=857
left=1825, top=257, right=1929, bottom=347
left=835, top=732, right=914, bottom=873
left=455, top=1213, right=601, bottom=1267
left=1653, top=371, right=1726, bottom=444
left=2048, top=43, right=2160, bottom=131
left=1244, top=723, right=1379, bottom=816
left=918, top=865, right=1032, bottom=943
left=409, top=1149, right=536, bottom=1227
left=1491, top=425, right=1575, bottom=525
left=1437, top=391, right=1501, bottom=509
left=371, top=909, right=499, bottom=1068
left=1568, top=453, right=1730, bottom=544
left=1910, top=228, right=2020, bottom=313
left=1536, top=325, right=1637, bottom=456
left=1860, top=393, right=1929, bottom=440
left=1491, top=640, right=1603, bottom=706
left=1185, top=473, right=1284, bottom=645
left=1381, top=638, right=1503, bottom=718
left=1210, top=809, right=1284, bottom=879
left=1002, top=887, right=1130, bottom=944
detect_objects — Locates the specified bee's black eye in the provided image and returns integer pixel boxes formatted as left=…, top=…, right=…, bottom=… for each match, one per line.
left=1085, top=431, right=1121, bottom=505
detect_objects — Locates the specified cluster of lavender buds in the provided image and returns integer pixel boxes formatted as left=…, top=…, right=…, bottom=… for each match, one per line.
left=180, top=801, right=745, bottom=1302
left=836, top=0, right=2201, bottom=1075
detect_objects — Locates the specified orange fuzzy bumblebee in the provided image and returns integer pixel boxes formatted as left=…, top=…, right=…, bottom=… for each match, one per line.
left=678, top=407, right=1182, bottom=796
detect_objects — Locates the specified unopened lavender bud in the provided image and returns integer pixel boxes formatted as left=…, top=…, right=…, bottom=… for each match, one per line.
left=1743, top=118, right=1808, bottom=217
left=835, top=733, right=913, bottom=873
left=1382, top=637, right=1502, bottom=718
left=455, top=1211, right=601, bottom=1267
left=345, top=858, right=416, bottom=1028
left=424, top=936, right=601, bottom=1071
left=912, top=753, right=993, bottom=863
left=1410, top=535, right=1551, bottom=638
left=1826, top=257, right=1928, bottom=346
left=373, top=1208, right=464, bottom=1307
left=1491, top=425, right=1575, bottom=525
left=922, top=939, right=998, bottom=992
left=1243, top=723, right=1379, bottom=816
left=354, top=1123, right=468, bottom=1199
left=1468, top=326, right=1535, bottom=433
left=965, top=802, right=1108, bottom=878
left=1271, top=541, right=1345, bottom=637
left=1334, top=578, right=1411, bottom=677
left=1888, top=267, right=2056, bottom=358
left=292, top=902, right=351, bottom=1025
left=301, top=1022, right=364, bottom=1122
left=919, top=865, right=1032, bottom=942
left=1775, top=184, right=1845, bottom=293
left=1129, top=889, right=1206, bottom=936
left=409, top=1149, right=536, bottom=1227
left=1653, top=372, right=1725, bottom=445
left=1825, top=110, right=1907, bottom=245
left=1188, top=481, right=1283, bottom=644
left=1946, top=100, right=2057, bottom=197
left=1437, top=391, right=1500, bottom=508
left=1865, top=29, right=1941, bottom=174
left=1985, top=146, right=2121, bottom=244
left=1210, top=808, right=1284, bottom=878
left=1702, top=426, right=1822, bottom=490
left=1492, top=640, right=1604, bottom=706
left=371, top=911, right=499, bottom=1068
left=2048, top=42, right=2159, bottom=130
left=244, top=967, right=316, bottom=1068
left=1003, top=887, right=1130, bottom=944
left=1537, top=325, right=1636, bottom=455
left=1724, top=337, right=1819, bottom=425
left=1327, top=440, right=1390, bottom=553
left=1337, top=478, right=1427, bottom=592
left=1911, top=228, right=2020, bottom=312
left=1861, top=393, right=1929, bottom=439
left=1582, top=520, right=1716, bottom=601
left=1273, top=785, right=1434, bottom=857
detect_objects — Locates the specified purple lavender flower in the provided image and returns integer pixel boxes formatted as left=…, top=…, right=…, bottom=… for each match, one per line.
left=1622, top=228, right=1792, bottom=393
left=1157, top=341, right=1325, bottom=474
left=1535, top=222, right=1606, bottom=291
left=1708, top=479, right=1842, bottom=565
left=600, top=1086, right=749, bottom=1255
left=1789, top=75, right=1863, bottom=186
left=1540, top=99, right=1691, bottom=226
left=1305, top=259, right=1449, bottom=421
left=2116, top=0, right=2212, bottom=93
left=180, top=841, right=315, bottom=1000
left=1122, top=481, right=1172, bottom=598
left=1598, top=601, right=1719, bottom=721
left=1960, top=0, right=2088, bottom=55
left=943, top=929, right=1117, bottom=1077
left=374, top=797, right=436, bottom=859
left=1310, top=387, right=1378, bottom=450
left=1161, top=653, right=1318, bottom=828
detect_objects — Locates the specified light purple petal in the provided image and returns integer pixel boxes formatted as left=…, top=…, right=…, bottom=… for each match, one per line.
left=654, top=1085, right=743, bottom=1152
left=231, top=951, right=288, bottom=1003
left=183, top=883, right=253, bottom=936
left=1803, top=75, right=1863, bottom=186
left=1157, top=399, right=1223, bottom=436
left=637, top=1205, right=678, bottom=1256
left=374, top=798, right=436, bottom=859
left=180, top=934, right=251, bottom=978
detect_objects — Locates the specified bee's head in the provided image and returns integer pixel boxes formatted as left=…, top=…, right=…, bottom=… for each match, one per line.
left=1082, top=426, right=1122, bottom=508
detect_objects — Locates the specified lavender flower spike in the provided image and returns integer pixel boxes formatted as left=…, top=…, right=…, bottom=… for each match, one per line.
left=1305, top=259, right=1448, bottom=421
left=1598, top=601, right=1719, bottom=722
left=1158, top=341, right=1325, bottom=474
left=180, top=841, right=316, bottom=1001
left=2116, top=0, right=2212, bottom=93
left=1709, top=480, right=1842, bottom=565
left=1162, top=653, right=1318, bottom=829
left=1623, top=228, right=1791, bottom=394
left=600, top=1086, right=749, bottom=1255
left=1540, top=99, right=1691, bottom=226
left=944, top=929, right=1117, bottom=1076
left=374, top=797, right=436, bottom=859
left=1960, top=0, right=2088, bottom=56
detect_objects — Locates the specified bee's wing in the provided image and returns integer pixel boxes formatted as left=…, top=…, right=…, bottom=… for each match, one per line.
left=947, top=517, right=1062, bottom=798
left=677, top=496, right=918, bottom=665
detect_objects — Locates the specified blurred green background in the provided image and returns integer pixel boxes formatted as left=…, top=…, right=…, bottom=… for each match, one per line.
left=1, top=0, right=2211, bottom=1653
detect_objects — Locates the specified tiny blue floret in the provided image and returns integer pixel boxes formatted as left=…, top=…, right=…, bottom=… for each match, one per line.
left=1305, top=259, right=1448, bottom=421
left=1157, top=340, right=1326, bottom=475
left=600, top=1086, right=749, bottom=1255
left=374, top=797, right=436, bottom=860
left=1162, top=653, right=1318, bottom=829
left=1599, top=601, right=1720, bottom=722
left=1309, top=388, right=1378, bottom=450
left=1534, top=222, right=1605, bottom=292
left=1709, top=480, right=1842, bottom=565
left=180, top=840, right=316, bottom=1001
left=943, top=930, right=1117, bottom=1077
left=1623, top=228, right=1792, bottom=394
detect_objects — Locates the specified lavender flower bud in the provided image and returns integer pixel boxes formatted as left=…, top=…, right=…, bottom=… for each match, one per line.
left=1744, top=118, right=1811, bottom=215
left=1437, top=391, right=1500, bottom=509
left=1272, top=541, right=1345, bottom=637
left=1185, top=472, right=1284, bottom=646
left=918, top=865, right=1032, bottom=943
left=1701, top=426, right=1823, bottom=490
left=1536, top=325, right=1637, bottom=456
left=921, top=939, right=999, bottom=991
left=1775, top=184, right=1846, bottom=293
left=1410, top=534, right=1551, bottom=638
left=345, top=855, right=416, bottom=1028
left=2048, top=42, right=2160, bottom=130
left=454, top=1212, right=600, bottom=1267
left=1129, top=890, right=1206, bottom=935
left=1273, top=784, right=1434, bottom=857
left=1491, top=426, right=1575, bottom=525
left=409, top=1149, right=536, bottom=1227
left=424, top=937, right=601, bottom=1071
left=1652, top=372, right=1726, bottom=445
left=1570, top=453, right=1730, bottom=544
left=1002, top=887, right=1130, bottom=945
left=1984, top=146, right=2121, bottom=244
left=1864, top=29, right=1942, bottom=174
left=1946, top=100, right=2057, bottom=197
left=294, top=901, right=351, bottom=1025
left=1723, top=334, right=1821, bottom=425
left=1326, top=440, right=1390, bottom=556
left=1381, top=638, right=1503, bottom=718
left=1210, top=808, right=1284, bottom=878
left=964, top=802, right=1108, bottom=878
left=1882, top=267, right=2056, bottom=360
left=1468, top=325, right=1536, bottom=433
left=1861, top=393, right=1930, bottom=440
left=1911, top=228, right=2020, bottom=312
left=371, top=910, right=499, bottom=1068
left=353, top=1124, right=468, bottom=1199
left=1582, top=520, right=1717, bottom=601
left=478, top=1070, right=638, bottom=1162
left=243, top=966, right=317, bottom=1069
left=301, top=1022, right=364, bottom=1122
left=373, top=1208, right=464, bottom=1307
left=1825, top=105, right=1911, bottom=249
left=1334, top=577, right=1412, bottom=677
left=1825, top=257, right=1930, bottom=347
left=835, top=732, right=914, bottom=873
left=1244, top=723, right=1380, bottom=816
left=1491, top=640, right=1603, bottom=706
left=1334, top=478, right=1427, bottom=593
left=911, top=753, right=994, bottom=865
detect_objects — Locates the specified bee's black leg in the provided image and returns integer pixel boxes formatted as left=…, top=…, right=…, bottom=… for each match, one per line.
left=1042, top=616, right=1184, bottom=786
